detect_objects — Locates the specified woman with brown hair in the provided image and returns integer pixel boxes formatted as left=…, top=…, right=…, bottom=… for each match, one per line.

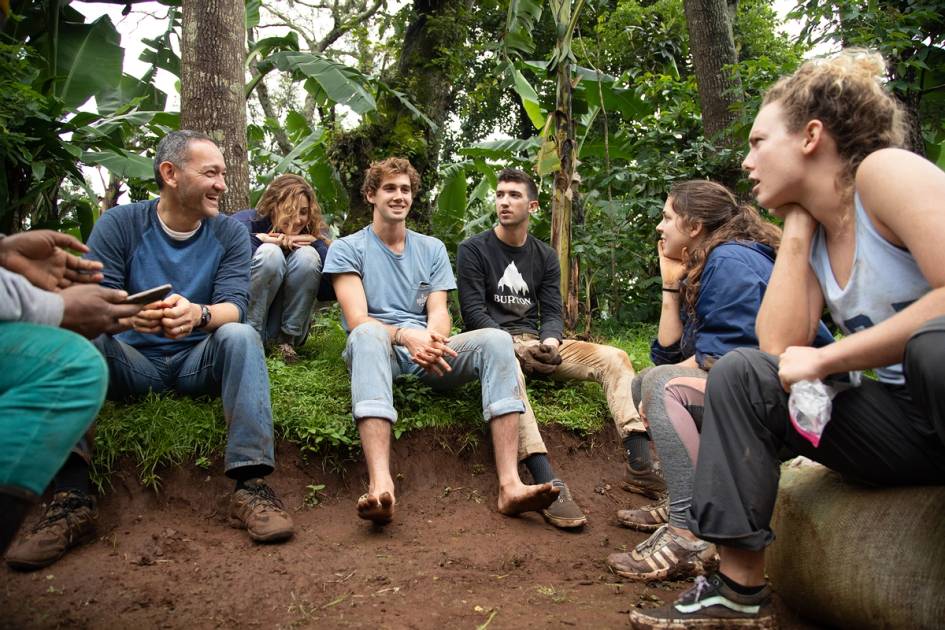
left=233, top=174, right=333, bottom=362
left=631, top=50, right=945, bottom=629
left=607, top=180, right=832, bottom=583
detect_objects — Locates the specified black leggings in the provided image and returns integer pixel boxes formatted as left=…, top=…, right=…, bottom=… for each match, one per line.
left=687, top=316, right=945, bottom=551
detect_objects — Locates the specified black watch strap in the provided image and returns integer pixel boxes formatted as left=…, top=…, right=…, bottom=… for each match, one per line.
left=196, top=304, right=212, bottom=329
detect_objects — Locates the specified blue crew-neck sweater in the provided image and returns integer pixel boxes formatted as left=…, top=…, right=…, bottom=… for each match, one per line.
left=86, top=198, right=250, bottom=356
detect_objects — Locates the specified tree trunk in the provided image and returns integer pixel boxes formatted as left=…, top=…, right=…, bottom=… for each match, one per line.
left=181, top=0, right=249, bottom=214
left=329, top=0, right=474, bottom=235
left=683, top=0, right=742, bottom=141
left=551, top=50, right=579, bottom=332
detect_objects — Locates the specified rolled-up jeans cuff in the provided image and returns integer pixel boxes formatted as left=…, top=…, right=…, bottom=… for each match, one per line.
left=224, top=458, right=274, bottom=475
left=353, top=401, right=397, bottom=423
left=483, top=398, right=526, bottom=422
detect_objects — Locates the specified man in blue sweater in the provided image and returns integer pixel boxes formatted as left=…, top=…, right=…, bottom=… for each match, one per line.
left=6, top=131, right=292, bottom=572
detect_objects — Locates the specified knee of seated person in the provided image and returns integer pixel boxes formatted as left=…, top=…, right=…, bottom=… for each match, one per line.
left=602, top=346, right=634, bottom=375
left=347, top=321, right=389, bottom=348
left=293, top=245, right=322, bottom=269
left=707, top=348, right=767, bottom=385
left=213, top=322, right=261, bottom=347
left=905, top=317, right=945, bottom=379
left=254, top=243, right=286, bottom=267
left=470, top=327, right=514, bottom=356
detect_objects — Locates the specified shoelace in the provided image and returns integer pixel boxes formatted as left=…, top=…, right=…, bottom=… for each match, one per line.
left=244, top=482, right=286, bottom=511
left=633, top=525, right=670, bottom=555
left=551, top=482, right=571, bottom=502
left=687, top=575, right=711, bottom=602
left=33, top=495, right=91, bottom=531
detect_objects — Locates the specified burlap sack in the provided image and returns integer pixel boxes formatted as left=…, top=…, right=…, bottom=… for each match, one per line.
left=769, top=464, right=945, bottom=629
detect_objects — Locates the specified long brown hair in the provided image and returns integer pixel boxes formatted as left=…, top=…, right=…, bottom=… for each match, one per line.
left=669, top=180, right=780, bottom=322
left=257, top=174, right=329, bottom=241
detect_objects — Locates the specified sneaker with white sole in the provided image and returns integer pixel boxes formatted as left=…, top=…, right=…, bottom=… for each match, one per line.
left=629, top=572, right=777, bottom=629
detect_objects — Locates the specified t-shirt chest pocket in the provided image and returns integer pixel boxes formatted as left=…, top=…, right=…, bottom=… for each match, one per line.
left=412, top=278, right=432, bottom=312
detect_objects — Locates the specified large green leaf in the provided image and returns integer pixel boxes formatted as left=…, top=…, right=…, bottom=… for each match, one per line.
left=437, top=162, right=468, bottom=217
left=50, top=15, right=123, bottom=110
left=82, top=150, right=154, bottom=181
left=96, top=72, right=168, bottom=115
left=263, top=51, right=377, bottom=114
left=501, top=0, right=544, bottom=57
left=510, top=65, right=544, bottom=129
left=459, top=137, right=541, bottom=159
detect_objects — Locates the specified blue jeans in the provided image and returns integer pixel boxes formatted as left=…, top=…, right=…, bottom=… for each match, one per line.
left=89, top=323, right=275, bottom=476
left=248, top=244, right=322, bottom=346
left=342, top=322, right=525, bottom=423
left=0, top=323, right=106, bottom=499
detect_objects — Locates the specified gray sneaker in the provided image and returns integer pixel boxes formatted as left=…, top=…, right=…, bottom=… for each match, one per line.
left=5, top=490, right=97, bottom=571
left=541, top=480, right=586, bottom=530
left=629, top=572, right=776, bottom=629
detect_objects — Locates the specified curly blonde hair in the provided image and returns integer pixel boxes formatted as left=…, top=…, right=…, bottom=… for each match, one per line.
left=256, top=174, right=328, bottom=241
left=763, top=49, right=908, bottom=187
left=669, top=180, right=781, bottom=324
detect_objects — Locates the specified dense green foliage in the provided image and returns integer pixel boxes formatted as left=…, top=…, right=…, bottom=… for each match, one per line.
left=91, top=309, right=656, bottom=490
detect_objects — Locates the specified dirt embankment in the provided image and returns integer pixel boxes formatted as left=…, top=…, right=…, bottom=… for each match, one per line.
left=1, top=426, right=809, bottom=629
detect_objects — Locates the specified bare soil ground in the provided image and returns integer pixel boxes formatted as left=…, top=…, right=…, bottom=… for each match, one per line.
left=1, top=426, right=811, bottom=629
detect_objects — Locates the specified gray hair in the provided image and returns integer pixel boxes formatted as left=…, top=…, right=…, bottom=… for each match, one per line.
left=153, top=130, right=217, bottom=189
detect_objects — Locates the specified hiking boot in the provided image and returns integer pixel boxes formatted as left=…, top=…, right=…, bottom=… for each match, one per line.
left=629, top=572, right=777, bottom=629
left=229, top=478, right=294, bottom=542
left=608, top=524, right=718, bottom=582
left=276, top=343, right=299, bottom=365
left=616, top=498, right=668, bottom=532
left=622, top=462, right=667, bottom=500
left=5, top=490, right=97, bottom=571
left=541, top=480, right=586, bottom=529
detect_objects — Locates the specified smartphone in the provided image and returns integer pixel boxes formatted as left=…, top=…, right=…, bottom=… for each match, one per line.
left=122, top=283, right=172, bottom=305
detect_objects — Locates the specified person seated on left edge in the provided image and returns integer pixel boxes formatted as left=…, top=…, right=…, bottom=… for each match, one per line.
left=232, top=174, right=335, bottom=364
left=323, top=156, right=559, bottom=526
left=5, top=130, right=293, bottom=572
left=0, top=230, right=142, bottom=556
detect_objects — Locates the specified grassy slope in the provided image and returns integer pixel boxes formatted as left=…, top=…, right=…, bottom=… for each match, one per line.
left=91, top=309, right=657, bottom=489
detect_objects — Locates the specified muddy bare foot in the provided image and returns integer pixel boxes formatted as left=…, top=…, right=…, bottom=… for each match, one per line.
left=357, top=492, right=395, bottom=524
left=497, top=482, right=559, bottom=516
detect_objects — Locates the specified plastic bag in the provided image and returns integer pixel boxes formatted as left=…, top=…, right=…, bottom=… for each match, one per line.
left=788, top=373, right=861, bottom=448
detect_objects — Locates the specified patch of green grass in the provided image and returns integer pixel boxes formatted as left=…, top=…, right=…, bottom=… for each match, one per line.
left=91, top=309, right=657, bottom=489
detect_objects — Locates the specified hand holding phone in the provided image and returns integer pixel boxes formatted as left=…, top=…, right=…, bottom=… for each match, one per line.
left=122, top=283, right=172, bottom=305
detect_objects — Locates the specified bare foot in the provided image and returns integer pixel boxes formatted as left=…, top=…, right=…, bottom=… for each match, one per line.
left=357, top=492, right=395, bottom=524
left=497, top=482, right=559, bottom=516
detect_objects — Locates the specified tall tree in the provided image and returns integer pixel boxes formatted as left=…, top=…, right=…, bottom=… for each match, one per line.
left=547, top=0, right=584, bottom=331
left=329, top=0, right=476, bottom=235
left=181, top=0, right=249, bottom=214
left=683, top=0, right=742, bottom=141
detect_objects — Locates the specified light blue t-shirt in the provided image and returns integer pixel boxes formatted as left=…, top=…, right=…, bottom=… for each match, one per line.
left=323, top=225, right=456, bottom=332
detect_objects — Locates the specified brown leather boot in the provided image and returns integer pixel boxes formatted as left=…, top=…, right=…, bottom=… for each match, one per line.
left=5, top=490, right=97, bottom=571
left=229, top=479, right=294, bottom=542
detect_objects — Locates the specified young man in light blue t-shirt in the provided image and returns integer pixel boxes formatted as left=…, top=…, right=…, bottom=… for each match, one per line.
left=324, top=157, right=559, bottom=526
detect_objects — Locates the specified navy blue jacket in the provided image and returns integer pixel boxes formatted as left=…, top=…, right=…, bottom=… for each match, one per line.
left=651, top=241, right=833, bottom=367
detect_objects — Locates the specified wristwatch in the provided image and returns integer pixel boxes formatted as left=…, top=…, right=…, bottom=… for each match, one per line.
left=196, top=304, right=212, bottom=329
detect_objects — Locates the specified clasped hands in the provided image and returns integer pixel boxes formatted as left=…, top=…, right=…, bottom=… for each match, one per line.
left=131, top=294, right=199, bottom=339
left=398, top=328, right=458, bottom=377
left=515, top=340, right=562, bottom=376
left=256, top=232, right=315, bottom=251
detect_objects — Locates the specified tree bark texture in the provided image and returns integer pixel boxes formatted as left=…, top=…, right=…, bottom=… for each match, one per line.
left=181, top=0, right=249, bottom=214
left=683, top=0, right=742, bottom=141
left=551, top=60, right=579, bottom=332
left=329, top=0, right=474, bottom=235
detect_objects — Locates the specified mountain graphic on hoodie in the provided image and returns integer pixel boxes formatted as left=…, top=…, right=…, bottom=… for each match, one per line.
left=497, top=261, right=529, bottom=295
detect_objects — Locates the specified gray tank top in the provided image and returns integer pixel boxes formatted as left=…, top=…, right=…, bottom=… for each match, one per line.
left=810, top=193, right=930, bottom=384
